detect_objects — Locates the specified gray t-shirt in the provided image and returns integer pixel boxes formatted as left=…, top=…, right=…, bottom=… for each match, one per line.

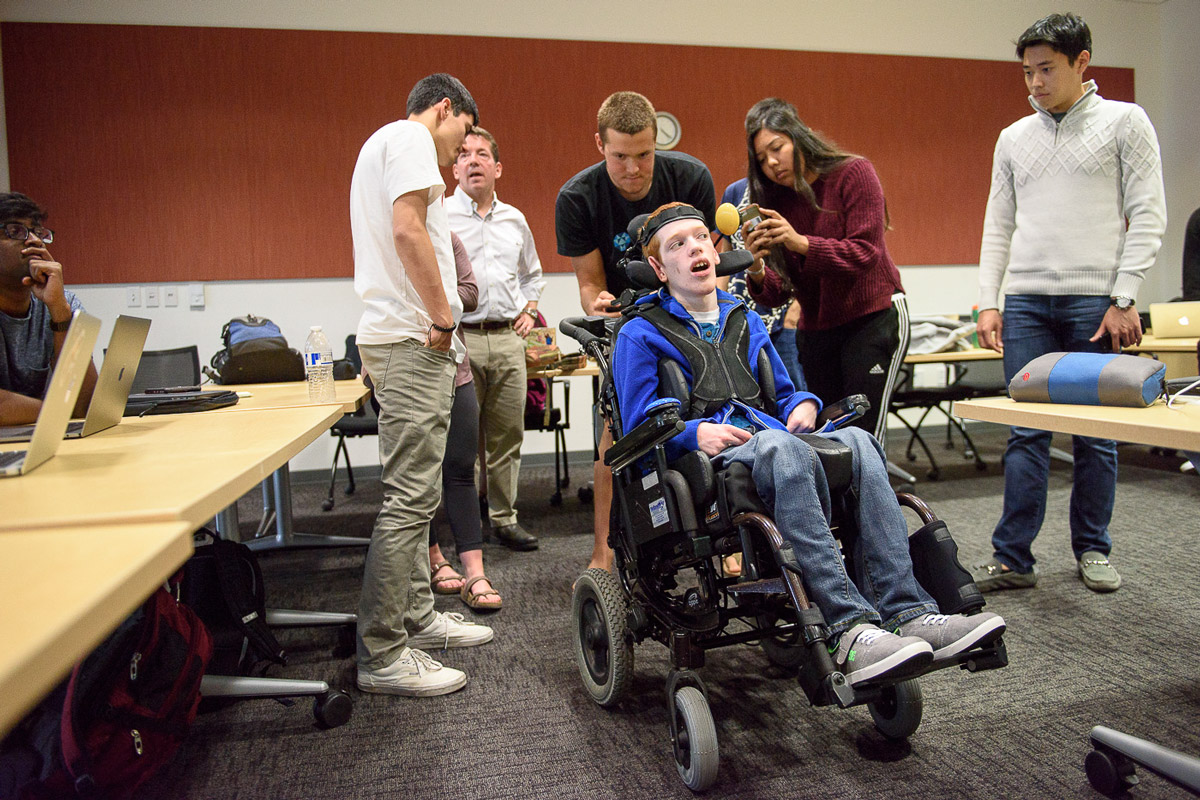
left=0, top=291, right=84, bottom=399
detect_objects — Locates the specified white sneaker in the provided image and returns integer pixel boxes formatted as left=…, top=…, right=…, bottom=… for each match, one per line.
left=407, top=611, right=494, bottom=651
left=357, top=647, right=467, bottom=696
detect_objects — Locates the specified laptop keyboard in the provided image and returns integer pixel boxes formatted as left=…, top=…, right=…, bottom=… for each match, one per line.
left=0, top=450, right=26, bottom=468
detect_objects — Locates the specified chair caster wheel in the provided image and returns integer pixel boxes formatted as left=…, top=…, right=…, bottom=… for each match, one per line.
left=578, top=486, right=594, bottom=504
left=550, top=492, right=563, bottom=507
left=1085, top=748, right=1139, bottom=796
left=344, top=485, right=356, bottom=496
left=321, top=498, right=335, bottom=512
left=313, top=690, right=353, bottom=729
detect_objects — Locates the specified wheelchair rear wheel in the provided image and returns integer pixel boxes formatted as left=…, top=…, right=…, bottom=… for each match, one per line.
left=868, top=678, right=923, bottom=740
left=572, top=567, right=633, bottom=707
left=673, top=686, right=719, bottom=791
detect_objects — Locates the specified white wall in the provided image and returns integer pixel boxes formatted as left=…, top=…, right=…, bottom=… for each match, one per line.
left=1, top=0, right=1195, bottom=472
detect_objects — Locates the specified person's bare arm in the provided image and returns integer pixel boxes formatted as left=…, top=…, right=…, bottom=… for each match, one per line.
left=24, top=246, right=97, bottom=415
left=0, top=389, right=41, bottom=425
left=571, top=249, right=618, bottom=317
left=393, top=191, right=454, bottom=351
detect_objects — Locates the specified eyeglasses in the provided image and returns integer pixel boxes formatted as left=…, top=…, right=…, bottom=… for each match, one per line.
left=3, top=223, right=54, bottom=244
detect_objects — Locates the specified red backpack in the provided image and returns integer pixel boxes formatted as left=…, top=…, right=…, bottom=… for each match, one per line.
left=6, top=582, right=212, bottom=799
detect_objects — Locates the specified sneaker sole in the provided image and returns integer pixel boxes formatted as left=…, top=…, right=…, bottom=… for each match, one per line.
left=406, top=630, right=495, bottom=650
left=929, top=617, right=1007, bottom=663
left=846, top=643, right=934, bottom=687
left=357, top=672, right=467, bottom=697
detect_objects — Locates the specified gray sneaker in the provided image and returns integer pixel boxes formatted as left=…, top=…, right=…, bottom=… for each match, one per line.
left=357, top=647, right=467, bottom=697
left=1078, top=551, right=1121, bottom=592
left=407, top=611, right=494, bottom=651
left=831, top=623, right=933, bottom=686
left=896, top=612, right=1006, bottom=664
left=971, top=558, right=1038, bottom=592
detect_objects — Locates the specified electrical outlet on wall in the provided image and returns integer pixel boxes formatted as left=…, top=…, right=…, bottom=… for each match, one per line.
left=126, top=287, right=141, bottom=307
left=144, top=286, right=160, bottom=307
left=187, top=283, right=205, bottom=309
left=163, top=286, right=179, bottom=307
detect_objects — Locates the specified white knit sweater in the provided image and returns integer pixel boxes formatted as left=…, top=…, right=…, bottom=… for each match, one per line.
left=977, top=80, right=1167, bottom=311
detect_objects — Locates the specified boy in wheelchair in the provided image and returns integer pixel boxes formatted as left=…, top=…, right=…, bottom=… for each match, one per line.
left=611, top=202, right=1006, bottom=687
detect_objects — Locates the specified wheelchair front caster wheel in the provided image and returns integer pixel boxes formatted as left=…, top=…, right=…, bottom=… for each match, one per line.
left=757, top=614, right=806, bottom=670
left=321, top=498, right=335, bottom=512
left=672, top=686, right=718, bottom=791
left=868, top=678, right=923, bottom=740
left=572, top=568, right=633, bottom=707
left=313, top=690, right=353, bottom=729
left=1085, top=748, right=1139, bottom=797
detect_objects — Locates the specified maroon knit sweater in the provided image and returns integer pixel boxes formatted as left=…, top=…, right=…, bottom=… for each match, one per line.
left=748, top=158, right=903, bottom=331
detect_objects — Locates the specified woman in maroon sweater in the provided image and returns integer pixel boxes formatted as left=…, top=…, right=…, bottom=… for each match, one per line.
left=743, top=97, right=907, bottom=444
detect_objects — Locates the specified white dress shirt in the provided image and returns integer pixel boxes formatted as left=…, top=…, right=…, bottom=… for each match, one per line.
left=446, top=186, right=545, bottom=324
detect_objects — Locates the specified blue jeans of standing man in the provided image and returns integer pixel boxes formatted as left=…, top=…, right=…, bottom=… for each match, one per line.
left=993, top=295, right=1118, bottom=573
left=715, top=426, right=937, bottom=637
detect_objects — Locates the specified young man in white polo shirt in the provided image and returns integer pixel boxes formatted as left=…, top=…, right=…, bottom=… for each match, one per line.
left=351, top=73, right=492, bottom=697
left=973, top=14, right=1166, bottom=595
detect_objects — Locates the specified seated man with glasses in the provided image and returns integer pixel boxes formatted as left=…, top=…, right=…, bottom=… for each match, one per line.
left=0, top=191, right=96, bottom=425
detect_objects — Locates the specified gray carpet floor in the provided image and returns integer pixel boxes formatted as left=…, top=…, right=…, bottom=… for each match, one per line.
left=135, top=425, right=1200, bottom=799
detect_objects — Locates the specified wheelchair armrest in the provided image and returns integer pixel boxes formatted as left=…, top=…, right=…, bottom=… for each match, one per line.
left=605, top=401, right=685, bottom=473
left=815, top=394, right=870, bottom=430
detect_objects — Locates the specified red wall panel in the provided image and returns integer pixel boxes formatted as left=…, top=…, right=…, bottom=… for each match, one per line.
left=2, top=23, right=1134, bottom=283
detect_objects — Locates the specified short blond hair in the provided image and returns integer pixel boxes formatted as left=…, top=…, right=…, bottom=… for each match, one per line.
left=597, top=91, right=656, bottom=143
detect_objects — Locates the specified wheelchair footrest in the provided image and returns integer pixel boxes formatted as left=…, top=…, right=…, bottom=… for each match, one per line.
left=725, top=577, right=787, bottom=595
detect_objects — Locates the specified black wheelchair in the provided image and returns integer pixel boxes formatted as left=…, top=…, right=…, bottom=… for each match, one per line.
left=559, top=239, right=1007, bottom=792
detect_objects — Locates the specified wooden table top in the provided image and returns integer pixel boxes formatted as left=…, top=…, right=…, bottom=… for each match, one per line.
left=0, top=403, right=344, bottom=532
left=953, top=395, right=1200, bottom=451
left=904, top=347, right=1002, bottom=365
left=1125, top=334, right=1199, bottom=354
left=0, top=521, right=195, bottom=736
left=215, top=378, right=368, bottom=413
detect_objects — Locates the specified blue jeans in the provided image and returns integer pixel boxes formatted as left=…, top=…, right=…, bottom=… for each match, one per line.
left=771, top=327, right=807, bottom=391
left=715, top=427, right=937, bottom=636
left=993, top=295, right=1118, bottom=573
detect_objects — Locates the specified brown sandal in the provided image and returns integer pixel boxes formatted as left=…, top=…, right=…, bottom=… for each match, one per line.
left=460, top=575, right=503, bottom=612
left=431, top=560, right=464, bottom=595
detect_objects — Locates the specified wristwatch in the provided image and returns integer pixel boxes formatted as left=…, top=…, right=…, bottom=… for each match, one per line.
left=1110, top=296, right=1135, bottom=310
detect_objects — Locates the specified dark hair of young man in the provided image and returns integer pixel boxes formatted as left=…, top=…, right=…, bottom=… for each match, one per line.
left=0, top=192, right=45, bottom=225
left=1015, top=12, right=1092, bottom=64
left=405, top=73, right=479, bottom=125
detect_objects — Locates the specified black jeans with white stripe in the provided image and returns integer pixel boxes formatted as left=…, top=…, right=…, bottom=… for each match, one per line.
left=793, top=294, right=909, bottom=449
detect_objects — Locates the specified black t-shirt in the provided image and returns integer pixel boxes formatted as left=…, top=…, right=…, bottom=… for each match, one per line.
left=555, top=150, right=716, bottom=296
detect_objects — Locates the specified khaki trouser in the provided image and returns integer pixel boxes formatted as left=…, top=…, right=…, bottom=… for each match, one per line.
left=356, top=339, right=455, bottom=670
left=464, top=327, right=527, bottom=527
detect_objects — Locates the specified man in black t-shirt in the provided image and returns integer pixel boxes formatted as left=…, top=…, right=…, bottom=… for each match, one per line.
left=555, top=92, right=715, bottom=316
left=554, top=91, right=716, bottom=572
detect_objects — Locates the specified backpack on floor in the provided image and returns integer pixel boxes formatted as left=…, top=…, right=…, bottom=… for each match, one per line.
left=205, top=314, right=305, bottom=385
left=1, top=580, right=212, bottom=799
left=180, top=529, right=287, bottom=682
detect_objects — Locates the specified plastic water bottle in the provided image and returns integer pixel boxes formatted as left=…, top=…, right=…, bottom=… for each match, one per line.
left=304, top=326, right=336, bottom=404
left=970, top=305, right=980, bottom=348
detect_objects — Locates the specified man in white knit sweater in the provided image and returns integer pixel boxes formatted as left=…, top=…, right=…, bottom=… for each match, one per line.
left=973, top=12, right=1166, bottom=595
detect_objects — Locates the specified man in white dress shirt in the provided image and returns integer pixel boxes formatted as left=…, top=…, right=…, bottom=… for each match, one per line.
left=447, top=127, right=546, bottom=551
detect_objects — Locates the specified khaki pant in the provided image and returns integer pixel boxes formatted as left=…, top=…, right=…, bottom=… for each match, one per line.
left=464, top=327, right=527, bottom=527
left=356, top=339, right=455, bottom=670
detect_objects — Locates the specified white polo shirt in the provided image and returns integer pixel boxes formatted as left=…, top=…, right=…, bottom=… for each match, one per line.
left=351, top=119, right=462, bottom=359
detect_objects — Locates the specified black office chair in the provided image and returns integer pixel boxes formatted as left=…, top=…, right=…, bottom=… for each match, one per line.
left=524, top=311, right=573, bottom=505
left=130, top=345, right=202, bottom=391
left=322, top=334, right=378, bottom=512
left=889, top=358, right=1007, bottom=480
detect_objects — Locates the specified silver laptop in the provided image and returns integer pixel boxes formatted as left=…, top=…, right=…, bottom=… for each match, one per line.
left=0, top=314, right=150, bottom=444
left=1149, top=301, right=1200, bottom=338
left=0, top=312, right=102, bottom=477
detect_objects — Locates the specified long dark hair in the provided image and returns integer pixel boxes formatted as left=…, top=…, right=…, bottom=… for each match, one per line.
left=744, top=98, right=857, bottom=213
